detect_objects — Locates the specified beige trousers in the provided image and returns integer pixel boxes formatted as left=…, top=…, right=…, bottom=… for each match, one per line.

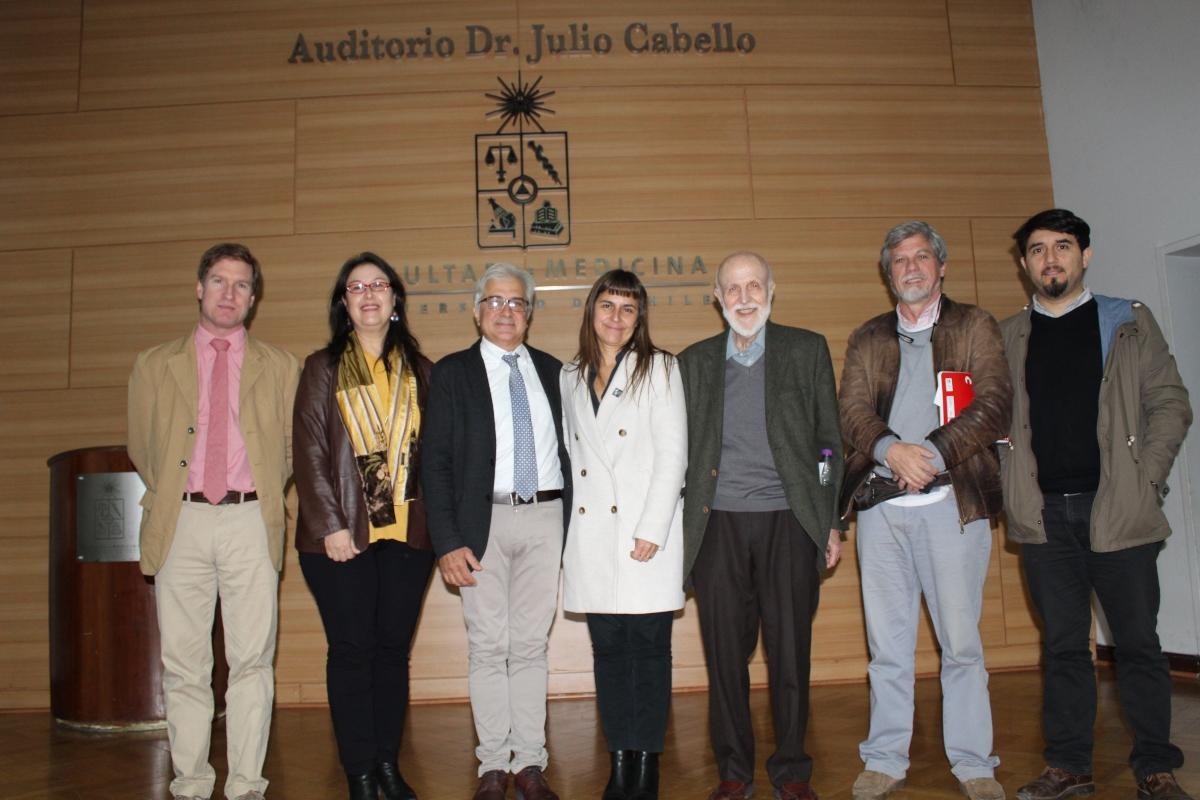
left=460, top=500, right=563, bottom=776
left=155, top=500, right=278, bottom=799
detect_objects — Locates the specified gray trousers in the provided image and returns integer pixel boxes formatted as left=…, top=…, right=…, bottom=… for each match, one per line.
left=460, top=500, right=563, bottom=776
left=856, top=493, right=999, bottom=782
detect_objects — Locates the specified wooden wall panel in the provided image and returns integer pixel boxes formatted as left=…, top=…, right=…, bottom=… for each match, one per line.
left=997, top=521, right=1042, bottom=648
left=514, top=0, right=954, bottom=88
left=0, top=1, right=81, bottom=115
left=747, top=86, right=1054, bottom=220
left=0, top=103, right=295, bottom=251
left=72, top=231, right=512, bottom=389
left=0, top=388, right=126, bottom=709
left=68, top=215, right=997, bottom=391
left=545, top=87, right=754, bottom=224
left=76, top=0, right=956, bottom=112
left=0, top=250, right=72, bottom=391
left=1, top=0, right=1055, bottom=709
left=971, top=216, right=1035, bottom=318
left=295, top=94, right=488, bottom=235
left=948, top=0, right=1041, bottom=87
left=78, top=1, right=520, bottom=110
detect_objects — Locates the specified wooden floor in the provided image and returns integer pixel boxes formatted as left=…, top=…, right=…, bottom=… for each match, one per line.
left=1, top=669, right=1197, bottom=799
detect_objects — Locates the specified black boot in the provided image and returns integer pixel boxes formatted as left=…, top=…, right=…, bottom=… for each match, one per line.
left=347, top=771, right=380, bottom=800
left=602, top=750, right=633, bottom=800
left=628, top=751, right=659, bottom=800
left=376, top=761, right=417, bottom=800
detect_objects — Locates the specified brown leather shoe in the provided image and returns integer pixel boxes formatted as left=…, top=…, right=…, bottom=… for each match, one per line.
left=1138, top=772, right=1194, bottom=800
left=708, top=780, right=755, bottom=800
left=776, top=782, right=817, bottom=800
left=473, top=770, right=509, bottom=800
left=1016, top=767, right=1094, bottom=800
left=514, top=766, right=559, bottom=800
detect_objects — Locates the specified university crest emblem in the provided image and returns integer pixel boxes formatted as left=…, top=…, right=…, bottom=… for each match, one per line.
left=476, top=75, right=571, bottom=249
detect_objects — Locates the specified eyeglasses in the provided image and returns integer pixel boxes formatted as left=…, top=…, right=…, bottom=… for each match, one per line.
left=345, top=280, right=393, bottom=295
left=479, top=296, right=530, bottom=313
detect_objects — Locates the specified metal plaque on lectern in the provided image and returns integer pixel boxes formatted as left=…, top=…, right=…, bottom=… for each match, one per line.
left=75, top=472, right=145, bottom=562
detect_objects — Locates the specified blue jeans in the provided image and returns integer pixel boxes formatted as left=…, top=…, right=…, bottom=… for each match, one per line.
left=1022, top=490, right=1183, bottom=780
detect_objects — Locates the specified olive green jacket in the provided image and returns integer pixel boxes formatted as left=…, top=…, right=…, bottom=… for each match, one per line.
left=1000, top=297, right=1191, bottom=551
left=678, top=322, right=843, bottom=580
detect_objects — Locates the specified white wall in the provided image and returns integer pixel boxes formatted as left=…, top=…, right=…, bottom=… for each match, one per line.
left=1032, top=0, right=1200, bottom=654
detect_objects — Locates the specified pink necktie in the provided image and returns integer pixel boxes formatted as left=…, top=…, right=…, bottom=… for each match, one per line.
left=203, top=338, right=231, bottom=504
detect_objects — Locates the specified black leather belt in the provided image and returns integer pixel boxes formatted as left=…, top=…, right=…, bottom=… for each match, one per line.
left=492, top=490, right=563, bottom=506
left=182, top=490, right=258, bottom=505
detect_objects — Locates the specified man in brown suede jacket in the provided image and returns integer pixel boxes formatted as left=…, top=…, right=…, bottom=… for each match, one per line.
left=839, top=221, right=1011, bottom=800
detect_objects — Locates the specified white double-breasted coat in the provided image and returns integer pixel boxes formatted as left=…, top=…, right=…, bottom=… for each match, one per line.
left=560, top=352, right=687, bottom=613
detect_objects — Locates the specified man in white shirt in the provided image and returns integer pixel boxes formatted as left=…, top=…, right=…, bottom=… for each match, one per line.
left=421, top=263, right=572, bottom=800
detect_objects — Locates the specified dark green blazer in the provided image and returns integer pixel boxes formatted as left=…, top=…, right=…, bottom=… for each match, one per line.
left=677, top=321, right=843, bottom=580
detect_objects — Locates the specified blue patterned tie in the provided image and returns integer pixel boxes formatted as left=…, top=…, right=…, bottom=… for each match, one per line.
left=503, top=353, right=538, bottom=501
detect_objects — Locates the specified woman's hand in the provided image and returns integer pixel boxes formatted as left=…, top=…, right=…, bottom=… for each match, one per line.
left=630, top=538, right=659, bottom=562
left=323, top=529, right=361, bottom=562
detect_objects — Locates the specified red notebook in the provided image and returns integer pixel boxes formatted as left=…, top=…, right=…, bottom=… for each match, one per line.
left=935, top=370, right=974, bottom=425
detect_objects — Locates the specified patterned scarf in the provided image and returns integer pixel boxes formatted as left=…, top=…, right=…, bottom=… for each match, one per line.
left=335, top=335, right=419, bottom=527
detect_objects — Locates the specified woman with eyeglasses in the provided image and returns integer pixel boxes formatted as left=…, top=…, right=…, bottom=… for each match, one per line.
left=560, top=269, right=687, bottom=800
left=293, top=252, right=434, bottom=800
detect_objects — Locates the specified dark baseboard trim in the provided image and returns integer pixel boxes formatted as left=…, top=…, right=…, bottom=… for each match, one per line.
left=1096, top=645, right=1200, bottom=675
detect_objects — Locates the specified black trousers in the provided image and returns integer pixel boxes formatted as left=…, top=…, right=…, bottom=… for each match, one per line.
left=1022, top=491, right=1184, bottom=780
left=299, top=539, right=434, bottom=775
left=586, top=611, right=675, bottom=753
left=691, top=509, right=820, bottom=787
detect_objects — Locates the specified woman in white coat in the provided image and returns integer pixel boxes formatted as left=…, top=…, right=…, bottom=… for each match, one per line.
left=561, top=269, right=687, bottom=800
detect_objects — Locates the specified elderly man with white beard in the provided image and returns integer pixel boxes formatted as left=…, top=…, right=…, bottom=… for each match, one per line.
left=678, top=251, right=844, bottom=800
left=838, top=222, right=1011, bottom=800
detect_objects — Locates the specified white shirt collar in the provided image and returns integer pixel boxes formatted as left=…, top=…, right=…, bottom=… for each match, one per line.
left=897, top=294, right=942, bottom=333
left=1032, top=287, right=1093, bottom=317
left=480, top=336, right=528, bottom=362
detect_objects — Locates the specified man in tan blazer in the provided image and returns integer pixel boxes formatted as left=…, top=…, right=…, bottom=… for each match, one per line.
left=127, top=243, right=299, bottom=800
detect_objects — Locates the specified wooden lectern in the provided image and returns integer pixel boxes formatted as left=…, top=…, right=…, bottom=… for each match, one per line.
left=48, top=446, right=227, bottom=730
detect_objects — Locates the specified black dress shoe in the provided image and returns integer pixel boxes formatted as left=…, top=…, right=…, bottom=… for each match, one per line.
left=347, top=771, right=380, bottom=800
left=628, top=751, right=659, bottom=800
left=376, top=761, right=417, bottom=800
left=602, top=750, right=634, bottom=799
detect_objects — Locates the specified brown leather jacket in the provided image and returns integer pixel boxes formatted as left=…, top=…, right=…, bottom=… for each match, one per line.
left=838, top=296, right=1012, bottom=526
left=293, top=348, right=433, bottom=553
